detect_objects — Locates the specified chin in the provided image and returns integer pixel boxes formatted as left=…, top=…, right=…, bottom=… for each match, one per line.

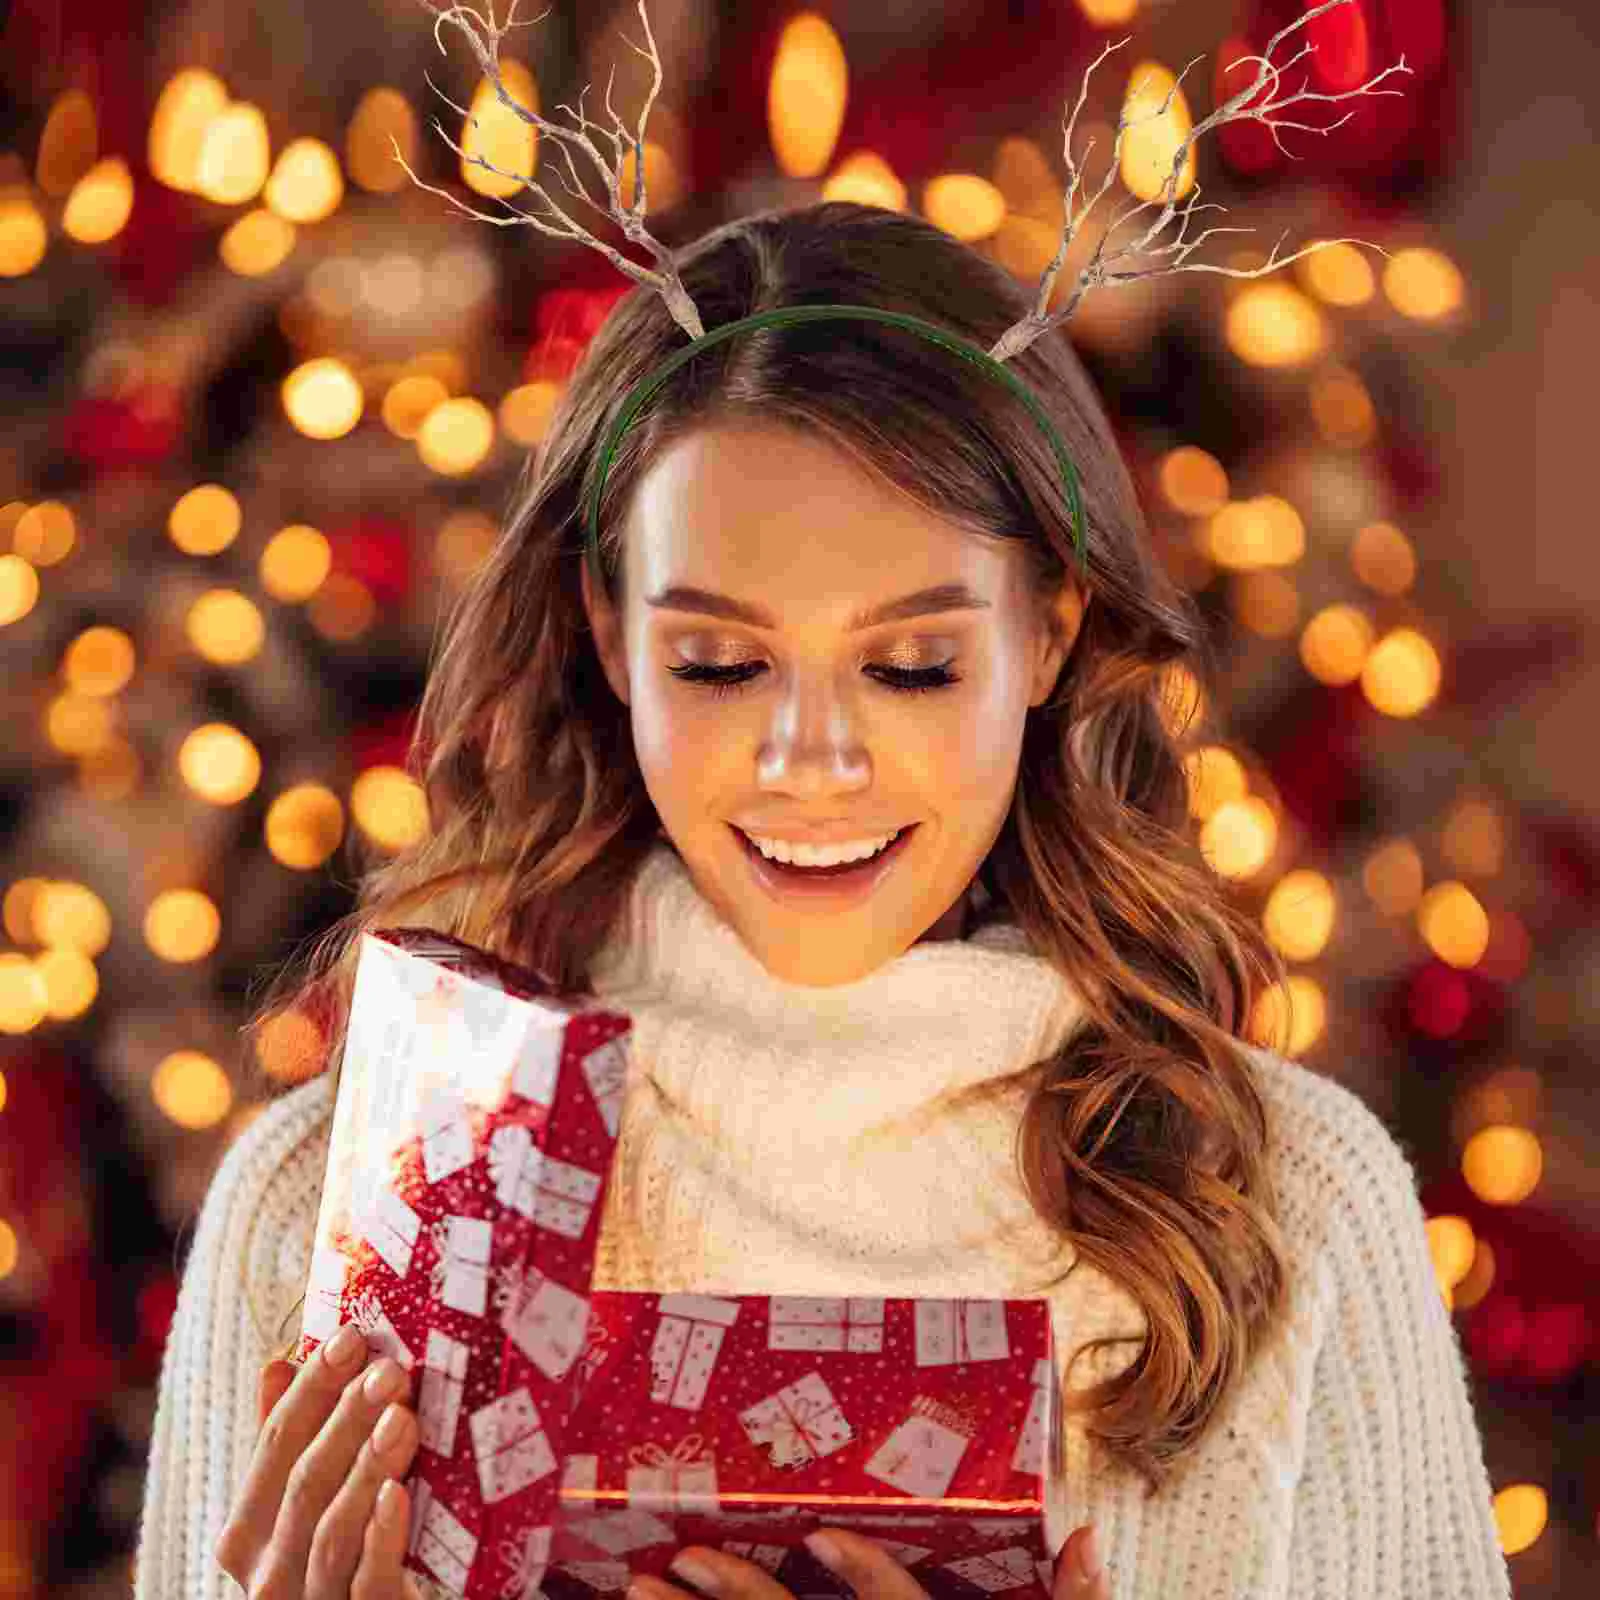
left=742, top=936, right=903, bottom=988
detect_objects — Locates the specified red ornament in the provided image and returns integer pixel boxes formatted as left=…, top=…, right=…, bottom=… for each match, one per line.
left=326, top=515, right=415, bottom=608
left=62, top=384, right=183, bottom=472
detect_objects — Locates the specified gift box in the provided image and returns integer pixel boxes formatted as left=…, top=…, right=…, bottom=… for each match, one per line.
left=541, top=1292, right=1063, bottom=1600
left=293, top=927, right=632, bottom=1600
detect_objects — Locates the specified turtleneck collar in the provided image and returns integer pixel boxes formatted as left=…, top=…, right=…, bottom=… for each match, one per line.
left=587, top=841, right=1088, bottom=1127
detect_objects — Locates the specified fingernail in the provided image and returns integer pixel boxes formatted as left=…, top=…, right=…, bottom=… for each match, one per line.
left=804, top=1532, right=844, bottom=1571
left=1077, top=1527, right=1103, bottom=1582
left=324, top=1324, right=364, bottom=1367
left=374, top=1401, right=411, bottom=1453
left=364, top=1361, right=404, bottom=1403
left=667, top=1555, right=720, bottom=1595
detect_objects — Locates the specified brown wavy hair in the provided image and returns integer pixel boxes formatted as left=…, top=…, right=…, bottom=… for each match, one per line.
left=243, top=200, right=1293, bottom=1496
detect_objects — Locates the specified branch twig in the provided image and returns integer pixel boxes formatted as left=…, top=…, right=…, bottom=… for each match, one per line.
left=988, top=0, right=1414, bottom=363
left=399, top=0, right=705, bottom=339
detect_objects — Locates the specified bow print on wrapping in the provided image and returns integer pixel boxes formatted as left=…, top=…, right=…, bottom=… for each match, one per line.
left=625, top=1434, right=720, bottom=1512
left=738, top=1372, right=855, bottom=1471
left=487, top=1122, right=603, bottom=1239
left=345, top=1286, right=417, bottom=1371
left=490, top=1522, right=554, bottom=1600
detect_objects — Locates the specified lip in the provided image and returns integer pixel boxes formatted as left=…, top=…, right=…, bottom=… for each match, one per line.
left=732, top=821, right=919, bottom=907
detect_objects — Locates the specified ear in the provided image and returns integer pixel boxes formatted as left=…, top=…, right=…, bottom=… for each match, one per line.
left=579, top=551, right=632, bottom=708
left=1027, top=579, right=1089, bottom=708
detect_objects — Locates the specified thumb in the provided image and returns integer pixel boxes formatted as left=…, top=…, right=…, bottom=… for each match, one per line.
left=257, top=1358, right=296, bottom=1428
left=1055, top=1525, right=1108, bottom=1598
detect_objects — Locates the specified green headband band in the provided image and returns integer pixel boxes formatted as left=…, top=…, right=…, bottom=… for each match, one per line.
left=585, top=303, right=1088, bottom=583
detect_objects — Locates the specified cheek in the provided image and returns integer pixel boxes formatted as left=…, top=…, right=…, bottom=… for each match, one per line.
left=626, top=683, right=734, bottom=799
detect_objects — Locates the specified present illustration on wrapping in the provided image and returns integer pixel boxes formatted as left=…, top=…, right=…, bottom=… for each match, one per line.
left=510, top=1008, right=566, bottom=1109
left=864, top=1396, right=983, bottom=1499
left=624, top=1434, right=720, bottom=1512
left=469, top=1386, right=561, bottom=1505
left=580, top=1034, right=629, bottom=1138
left=737, top=1371, right=855, bottom=1471
left=429, top=1213, right=495, bottom=1317
left=914, top=1299, right=1010, bottom=1366
left=302, top=1241, right=349, bottom=1344
left=418, top=1326, right=472, bottom=1457
left=942, top=1546, right=1045, bottom=1594
left=489, top=1521, right=554, bottom=1600
left=488, top=1123, right=604, bottom=1240
left=409, top=1479, right=478, bottom=1593
left=557, top=1455, right=677, bottom=1557
left=361, top=1183, right=422, bottom=1280
left=649, top=1295, right=741, bottom=1410
left=1012, top=1358, right=1055, bottom=1477
left=495, top=1257, right=593, bottom=1381
left=767, top=1296, right=885, bottom=1354
left=347, top=1287, right=416, bottom=1372
left=418, top=1081, right=478, bottom=1186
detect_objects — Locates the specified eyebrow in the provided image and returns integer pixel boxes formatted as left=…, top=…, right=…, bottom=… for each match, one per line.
left=644, top=581, right=992, bottom=633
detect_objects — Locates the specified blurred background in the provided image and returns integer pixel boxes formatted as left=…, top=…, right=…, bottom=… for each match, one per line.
left=0, top=0, right=1595, bottom=1593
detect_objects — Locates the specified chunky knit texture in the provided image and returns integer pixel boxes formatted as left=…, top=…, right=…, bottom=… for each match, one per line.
left=135, top=843, right=1511, bottom=1598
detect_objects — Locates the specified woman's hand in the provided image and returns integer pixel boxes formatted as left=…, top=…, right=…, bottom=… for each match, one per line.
left=213, top=1326, right=427, bottom=1598
left=627, top=1522, right=1110, bottom=1600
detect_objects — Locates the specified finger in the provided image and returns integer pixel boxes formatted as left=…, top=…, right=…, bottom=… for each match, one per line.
left=657, top=1546, right=794, bottom=1600
left=309, top=1397, right=418, bottom=1598
left=273, top=1356, right=414, bottom=1587
left=258, top=1359, right=296, bottom=1429
left=351, top=1477, right=414, bottom=1600
left=801, top=1528, right=930, bottom=1600
left=217, top=1327, right=374, bottom=1579
left=1054, top=1525, right=1109, bottom=1600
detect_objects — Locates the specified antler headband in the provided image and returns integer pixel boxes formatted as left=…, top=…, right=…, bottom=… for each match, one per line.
left=397, top=0, right=1412, bottom=584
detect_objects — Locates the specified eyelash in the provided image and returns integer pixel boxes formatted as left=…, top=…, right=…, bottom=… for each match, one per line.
left=665, top=661, right=961, bottom=699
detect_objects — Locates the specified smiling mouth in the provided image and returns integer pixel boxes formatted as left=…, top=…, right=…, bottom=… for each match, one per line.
left=731, top=821, right=919, bottom=896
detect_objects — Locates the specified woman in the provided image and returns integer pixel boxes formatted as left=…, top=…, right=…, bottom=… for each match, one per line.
left=132, top=202, right=1511, bottom=1600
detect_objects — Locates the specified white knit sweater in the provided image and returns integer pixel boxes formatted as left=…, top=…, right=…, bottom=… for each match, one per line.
left=134, top=843, right=1511, bottom=1599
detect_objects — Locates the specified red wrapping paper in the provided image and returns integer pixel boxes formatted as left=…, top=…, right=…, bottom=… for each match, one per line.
left=295, top=928, right=1063, bottom=1600
left=292, top=927, right=631, bottom=1599
left=543, top=1293, right=1061, bottom=1600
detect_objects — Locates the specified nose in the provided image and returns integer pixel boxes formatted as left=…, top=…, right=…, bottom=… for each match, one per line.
left=753, top=670, right=871, bottom=798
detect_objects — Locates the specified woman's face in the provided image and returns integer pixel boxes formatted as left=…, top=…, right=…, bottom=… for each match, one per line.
left=581, top=420, right=1084, bottom=987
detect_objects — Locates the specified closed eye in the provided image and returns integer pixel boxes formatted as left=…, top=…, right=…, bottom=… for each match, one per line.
left=665, top=661, right=960, bottom=699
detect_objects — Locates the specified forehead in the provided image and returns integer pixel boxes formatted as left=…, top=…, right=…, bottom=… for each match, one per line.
left=622, top=421, right=1024, bottom=618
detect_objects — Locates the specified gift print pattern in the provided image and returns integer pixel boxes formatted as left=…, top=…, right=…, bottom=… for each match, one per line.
left=428, top=1214, right=494, bottom=1318
left=768, top=1296, right=885, bottom=1355
left=408, top=1480, right=479, bottom=1592
left=302, top=1242, right=348, bottom=1343
left=914, top=1299, right=1011, bottom=1366
left=346, top=1288, right=416, bottom=1371
left=487, top=1124, right=603, bottom=1239
left=863, top=1409, right=973, bottom=1500
left=361, top=1184, right=422, bottom=1279
left=499, top=1261, right=592, bottom=1381
left=419, top=1083, right=477, bottom=1186
left=580, top=1034, right=629, bottom=1138
left=650, top=1295, right=741, bottom=1410
left=468, top=1386, right=559, bottom=1505
left=737, top=1371, right=855, bottom=1471
left=418, top=1326, right=471, bottom=1457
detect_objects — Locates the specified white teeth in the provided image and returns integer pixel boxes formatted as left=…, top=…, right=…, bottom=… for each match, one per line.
left=744, top=829, right=901, bottom=867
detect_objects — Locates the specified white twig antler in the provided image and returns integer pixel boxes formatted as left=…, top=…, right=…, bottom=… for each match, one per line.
left=396, top=0, right=706, bottom=339
left=987, top=0, right=1414, bottom=363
